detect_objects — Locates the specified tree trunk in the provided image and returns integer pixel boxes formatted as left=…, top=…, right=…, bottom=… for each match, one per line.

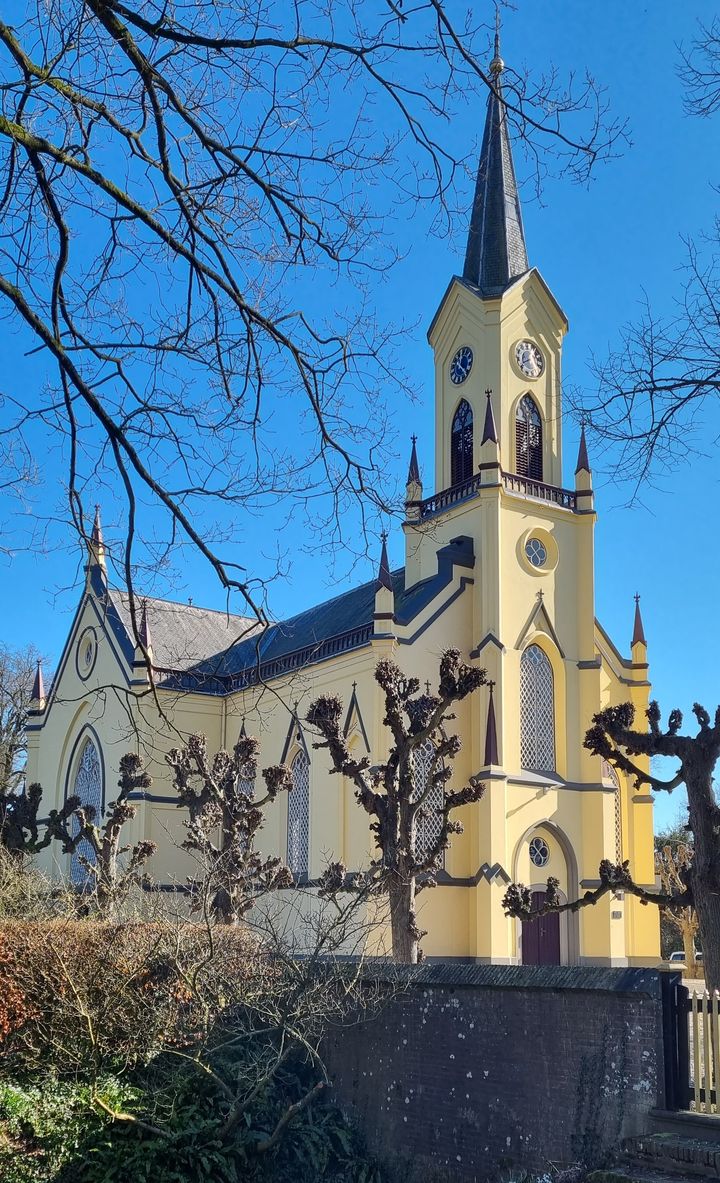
left=388, top=874, right=418, bottom=964
left=687, top=767, right=720, bottom=992
left=682, top=924, right=698, bottom=979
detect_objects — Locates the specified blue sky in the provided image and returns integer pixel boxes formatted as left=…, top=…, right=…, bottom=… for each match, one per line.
left=2, top=0, right=718, bottom=828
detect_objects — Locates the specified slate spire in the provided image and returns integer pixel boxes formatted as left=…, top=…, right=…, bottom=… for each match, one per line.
left=138, top=599, right=152, bottom=652
left=407, top=436, right=421, bottom=485
left=484, top=681, right=499, bottom=767
left=632, top=594, right=647, bottom=649
left=376, top=532, right=393, bottom=592
left=462, top=28, right=529, bottom=297
left=31, top=659, right=45, bottom=705
left=575, top=424, right=590, bottom=474
left=481, top=388, right=499, bottom=445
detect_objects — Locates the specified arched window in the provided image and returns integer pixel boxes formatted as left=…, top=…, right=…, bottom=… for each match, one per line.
left=602, top=760, right=622, bottom=863
left=69, top=737, right=103, bottom=887
left=520, top=645, right=555, bottom=772
left=451, top=399, right=474, bottom=486
left=515, top=395, right=543, bottom=481
left=287, top=750, right=309, bottom=877
left=411, top=739, right=444, bottom=866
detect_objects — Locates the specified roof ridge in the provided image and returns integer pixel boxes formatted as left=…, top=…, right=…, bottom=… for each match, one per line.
left=108, top=587, right=259, bottom=625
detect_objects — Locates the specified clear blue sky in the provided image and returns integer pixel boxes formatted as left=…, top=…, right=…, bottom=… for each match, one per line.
left=3, top=0, right=718, bottom=828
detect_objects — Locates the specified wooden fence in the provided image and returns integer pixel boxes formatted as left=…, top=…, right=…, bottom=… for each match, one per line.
left=690, top=990, right=720, bottom=1113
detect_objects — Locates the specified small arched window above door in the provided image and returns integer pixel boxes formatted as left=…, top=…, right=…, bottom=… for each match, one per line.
left=515, top=394, right=543, bottom=481
left=451, top=399, right=473, bottom=486
left=520, top=645, right=555, bottom=772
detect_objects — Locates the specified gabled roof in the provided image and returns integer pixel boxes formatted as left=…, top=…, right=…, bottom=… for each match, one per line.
left=108, top=591, right=261, bottom=671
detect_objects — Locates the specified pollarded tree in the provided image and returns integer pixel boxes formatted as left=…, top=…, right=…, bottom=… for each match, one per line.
left=503, top=700, right=720, bottom=992
left=0, top=644, right=42, bottom=851
left=656, top=833, right=700, bottom=973
left=166, top=733, right=293, bottom=924
left=0, top=782, right=79, bottom=865
left=46, top=753, right=157, bottom=918
left=307, top=648, right=487, bottom=964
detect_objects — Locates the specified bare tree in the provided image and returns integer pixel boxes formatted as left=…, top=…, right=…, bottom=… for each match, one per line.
left=0, top=644, right=48, bottom=857
left=656, top=833, right=700, bottom=974
left=45, top=752, right=157, bottom=917
left=0, top=2, right=624, bottom=630
left=577, top=19, right=720, bottom=494
left=503, top=699, right=720, bottom=992
left=166, top=732, right=293, bottom=923
left=307, top=648, right=487, bottom=964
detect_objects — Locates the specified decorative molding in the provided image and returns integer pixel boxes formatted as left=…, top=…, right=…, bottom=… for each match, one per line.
left=471, top=631, right=504, bottom=656
left=343, top=685, right=371, bottom=753
left=632, top=794, right=654, bottom=804
left=515, top=597, right=566, bottom=659
left=280, top=710, right=310, bottom=765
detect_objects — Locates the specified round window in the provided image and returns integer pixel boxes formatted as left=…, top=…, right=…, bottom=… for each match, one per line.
left=525, top=538, right=548, bottom=569
left=529, top=836, right=550, bottom=868
left=75, top=627, right=98, bottom=680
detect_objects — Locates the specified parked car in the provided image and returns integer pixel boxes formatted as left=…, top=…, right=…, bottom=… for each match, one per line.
left=668, top=950, right=703, bottom=969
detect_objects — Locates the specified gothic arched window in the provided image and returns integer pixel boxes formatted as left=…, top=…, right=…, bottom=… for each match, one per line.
left=411, top=739, right=444, bottom=866
left=451, top=399, right=474, bottom=486
left=69, top=737, right=103, bottom=887
left=603, top=760, right=622, bottom=863
left=520, top=645, right=555, bottom=772
left=287, top=750, right=309, bottom=877
left=515, top=395, right=543, bottom=481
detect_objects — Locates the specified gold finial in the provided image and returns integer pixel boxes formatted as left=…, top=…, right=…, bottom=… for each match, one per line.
left=490, top=5, right=504, bottom=78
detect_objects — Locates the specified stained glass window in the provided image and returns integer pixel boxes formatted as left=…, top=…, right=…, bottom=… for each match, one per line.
left=411, top=739, right=444, bottom=866
left=69, top=738, right=102, bottom=887
left=451, top=399, right=473, bottom=486
left=529, top=836, right=550, bottom=868
left=520, top=645, right=555, bottom=772
left=287, top=750, right=309, bottom=877
left=515, top=394, right=543, bottom=480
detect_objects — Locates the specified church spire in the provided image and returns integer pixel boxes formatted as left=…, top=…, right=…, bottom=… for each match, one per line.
left=407, top=436, right=421, bottom=486
left=462, top=24, right=529, bottom=297
left=484, top=681, right=499, bottom=766
left=481, top=388, right=499, bottom=445
left=632, top=594, right=647, bottom=649
left=575, top=424, right=590, bottom=474
left=30, top=659, right=45, bottom=709
left=376, top=532, right=393, bottom=592
left=86, top=504, right=107, bottom=586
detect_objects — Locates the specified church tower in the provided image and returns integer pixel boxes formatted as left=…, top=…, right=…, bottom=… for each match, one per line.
left=402, top=36, right=656, bottom=967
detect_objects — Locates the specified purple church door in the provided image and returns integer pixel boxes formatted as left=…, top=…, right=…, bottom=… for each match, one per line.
left=521, top=890, right=561, bottom=965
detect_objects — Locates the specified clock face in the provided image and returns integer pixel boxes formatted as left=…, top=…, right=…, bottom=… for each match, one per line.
left=515, top=340, right=544, bottom=379
left=450, top=345, right=473, bottom=385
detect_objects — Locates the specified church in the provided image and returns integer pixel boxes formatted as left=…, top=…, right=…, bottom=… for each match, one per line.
left=26, top=48, right=659, bottom=967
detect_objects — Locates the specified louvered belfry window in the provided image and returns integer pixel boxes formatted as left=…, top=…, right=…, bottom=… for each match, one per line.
left=451, top=399, right=474, bottom=485
left=515, top=394, right=543, bottom=480
left=69, top=738, right=103, bottom=886
left=287, top=750, right=309, bottom=877
left=520, top=645, right=555, bottom=772
left=411, top=738, right=444, bottom=866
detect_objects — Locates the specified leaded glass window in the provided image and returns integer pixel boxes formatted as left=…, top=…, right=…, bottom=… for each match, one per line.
left=287, top=750, right=309, bottom=877
left=520, top=645, right=555, bottom=772
left=515, top=395, right=543, bottom=481
left=602, top=760, right=622, bottom=863
left=451, top=399, right=473, bottom=486
left=411, top=739, right=444, bottom=866
left=69, top=738, right=102, bottom=887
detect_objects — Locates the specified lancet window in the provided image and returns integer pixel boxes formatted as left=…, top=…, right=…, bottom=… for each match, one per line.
left=69, top=737, right=103, bottom=887
left=602, top=760, right=623, bottom=863
left=515, top=394, right=543, bottom=481
left=451, top=399, right=474, bottom=486
left=287, top=750, right=310, bottom=877
left=411, top=738, right=444, bottom=866
left=520, top=645, right=555, bottom=772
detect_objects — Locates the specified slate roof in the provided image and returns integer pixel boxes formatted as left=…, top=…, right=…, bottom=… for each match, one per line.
left=462, top=70, right=529, bottom=297
left=108, top=590, right=261, bottom=671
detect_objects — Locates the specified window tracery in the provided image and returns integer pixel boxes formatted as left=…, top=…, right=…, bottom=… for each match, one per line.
left=451, top=399, right=474, bottom=485
left=515, top=394, right=543, bottom=480
left=520, top=645, right=555, bottom=772
left=287, top=750, right=309, bottom=877
left=411, top=738, right=444, bottom=865
left=69, top=737, right=103, bottom=887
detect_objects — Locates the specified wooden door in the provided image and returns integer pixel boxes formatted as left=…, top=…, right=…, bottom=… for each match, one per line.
left=522, top=890, right=561, bottom=965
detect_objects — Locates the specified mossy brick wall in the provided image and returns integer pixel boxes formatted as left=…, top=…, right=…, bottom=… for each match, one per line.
left=325, top=965, right=668, bottom=1181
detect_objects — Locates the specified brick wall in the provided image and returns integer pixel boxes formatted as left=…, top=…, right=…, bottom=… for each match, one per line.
left=324, top=965, right=667, bottom=1181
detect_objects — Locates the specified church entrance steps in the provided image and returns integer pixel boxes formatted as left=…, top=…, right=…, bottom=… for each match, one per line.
left=620, top=1130, right=720, bottom=1179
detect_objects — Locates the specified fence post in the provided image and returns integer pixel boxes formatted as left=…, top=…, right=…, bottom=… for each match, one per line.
left=661, top=971, right=689, bottom=1111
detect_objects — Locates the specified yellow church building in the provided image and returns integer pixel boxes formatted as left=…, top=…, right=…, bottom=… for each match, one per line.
left=26, top=52, right=659, bottom=967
